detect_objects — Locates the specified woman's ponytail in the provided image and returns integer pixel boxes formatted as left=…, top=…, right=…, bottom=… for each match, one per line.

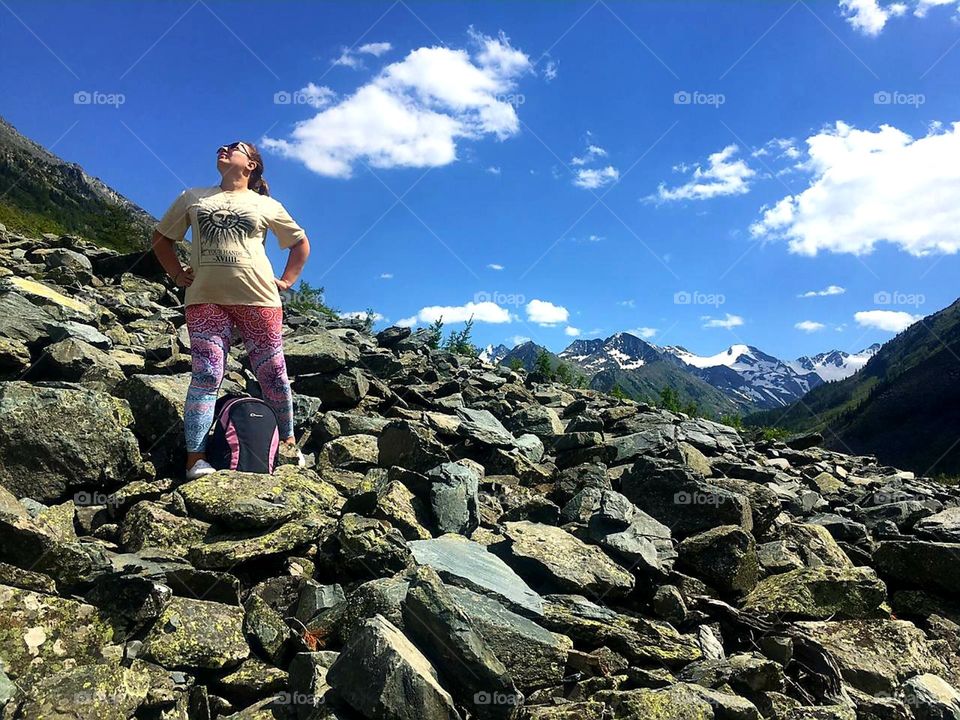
left=243, top=142, right=270, bottom=197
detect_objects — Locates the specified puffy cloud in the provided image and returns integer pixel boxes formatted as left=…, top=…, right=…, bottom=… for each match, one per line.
left=628, top=327, right=658, bottom=339
left=854, top=309, right=921, bottom=332
left=800, top=285, right=846, bottom=298
left=571, top=144, right=608, bottom=166
left=652, top=145, right=755, bottom=202
left=795, top=320, right=826, bottom=332
left=839, top=0, right=907, bottom=36
left=543, top=59, right=559, bottom=81
left=400, top=301, right=513, bottom=327
left=573, top=166, right=619, bottom=190
left=702, top=313, right=744, bottom=329
left=564, top=326, right=581, bottom=336
left=526, top=299, right=569, bottom=325
left=264, top=30, right=532, bottom=178
left=333, top=41, right=394, bottom=69
left=487, top=263, right=504, bottom=270
left=750, top=122, right=960, bottom=256
left=379, top=272, right=393, bottom=279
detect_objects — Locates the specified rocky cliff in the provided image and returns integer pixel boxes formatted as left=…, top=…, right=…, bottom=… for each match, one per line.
left=1, top=224, right=960, bottom=719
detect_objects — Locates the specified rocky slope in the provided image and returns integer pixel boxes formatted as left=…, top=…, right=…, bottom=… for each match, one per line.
left=1, top=226, right=960, bottom=719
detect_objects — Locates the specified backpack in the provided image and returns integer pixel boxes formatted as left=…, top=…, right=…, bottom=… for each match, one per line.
left=205, top=392, right=280, bottom=474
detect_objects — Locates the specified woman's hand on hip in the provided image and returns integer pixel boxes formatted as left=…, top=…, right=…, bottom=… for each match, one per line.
left=275, top=277, right=292, bottom=292
left=175, top=266, right=194, bottom=287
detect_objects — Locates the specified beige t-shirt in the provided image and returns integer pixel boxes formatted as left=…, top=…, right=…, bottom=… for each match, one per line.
left=154, top=185, right=307, bottom=307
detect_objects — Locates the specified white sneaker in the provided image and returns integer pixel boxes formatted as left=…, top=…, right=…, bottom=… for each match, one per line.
left=186, top=459, right=217, bottom=480
left=295, top=448, right=306, bottom=467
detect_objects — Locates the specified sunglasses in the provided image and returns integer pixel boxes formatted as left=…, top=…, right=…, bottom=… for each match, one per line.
left=217, top=141, right=253, bottom=160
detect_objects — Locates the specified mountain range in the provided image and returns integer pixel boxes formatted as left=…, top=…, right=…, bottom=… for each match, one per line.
left=486, top=334, right=881, bottom=415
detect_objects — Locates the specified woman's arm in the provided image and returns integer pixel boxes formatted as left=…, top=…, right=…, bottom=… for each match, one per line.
left=151, top=229, right=192, bottom=285
left=278, top=237, right=310, bottom=289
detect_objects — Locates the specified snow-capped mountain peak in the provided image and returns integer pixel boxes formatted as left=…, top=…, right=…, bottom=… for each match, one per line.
left=788, top=343, right=880, bottom=382
left=559, top=332, right=661, bottom=372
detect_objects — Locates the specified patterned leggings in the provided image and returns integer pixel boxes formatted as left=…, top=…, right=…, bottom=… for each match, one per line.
left=184, top=303, right=294, bottom=452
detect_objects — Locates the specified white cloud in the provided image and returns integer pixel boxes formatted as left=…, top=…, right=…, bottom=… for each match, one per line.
left=702, top=313, right=745, bottom=329
left=333, top=41, right=394, bottom=69
left=799, top=285, right=846, bottom=298
left=564, top=326, right=581, bottom=336
left=619, top=299, right=636, bottom=308
left=629, top=326, right=658, bottom=339
left=839, top=0, right=906, bottom=35
left=401, top=301, right=513, bottom=327
left=751, top=121, right=960, bottom=256
left=854, top=309, right=920, bottom=332
left=487, top=263, right=504, bottom=270
left=571, top=144, right=608, bottom=166
left=543, top=59, right=559, bottom=81
left=486, top=166, right=501, bottom=175
left=526, top=299, right=569, bottom=325
left=340, top=311, right=387, bottom=323
left=264, top=30, right=532, bottom=178
left=379, top=272, right=394, bottom=279
left=573, top=166, right=619, bottom=190
left=397, top=315, right=418, bottom=327
left=295, top=82, right=336, bottom=109
left=914, top=0, right=956, bottom=17
left=795, top=320, right=826, bottom=332
left=508, top=335, right=531, bottom=346
left=652, top=145, right=755, bottom=202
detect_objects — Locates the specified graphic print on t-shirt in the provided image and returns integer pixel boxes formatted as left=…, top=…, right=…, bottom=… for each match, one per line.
left=196, top=202, right=259, bottom=267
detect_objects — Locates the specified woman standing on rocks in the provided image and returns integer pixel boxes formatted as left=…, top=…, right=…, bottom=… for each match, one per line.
left=150, top=140, right=310, bottom=479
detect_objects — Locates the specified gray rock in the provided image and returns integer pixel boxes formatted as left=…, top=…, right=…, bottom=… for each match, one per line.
left=456, top=407, right=515, bottom=446
left=326, top=614, right=462, bottom=720
left=283, top=331, right=359, bottom=374
left=900, top=673, right=960, bottom=720
left=427, top=461, right=481, bottom=535
left=142, top=596, right=249, bottom=671
left=916, top=507, right=960, bottom=543
left=873, top=540, right=960, bottom=596
left=378, top=420, right=449, bottom=473
left=678, top=525, right=759, bottom=596
left=743, top=565, right=887, bottom=619
left=409, top=534, right=544, bottom=617
left=402, top=566, right=520, bottom=719
left=494, top=520, right=635, bottom=598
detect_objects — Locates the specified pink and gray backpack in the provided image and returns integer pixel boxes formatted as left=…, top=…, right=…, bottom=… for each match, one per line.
left=206, top=393, right=280, bottom=474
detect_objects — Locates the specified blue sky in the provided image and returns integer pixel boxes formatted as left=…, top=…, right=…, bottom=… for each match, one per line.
left=3, top=0, right=960, bottom=359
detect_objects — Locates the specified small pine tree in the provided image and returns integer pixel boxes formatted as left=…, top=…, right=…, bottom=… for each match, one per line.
left=360, top=307, right=377, bottom=333
left=610, top=384, right=628, bottom=400
left=658, top=386, right=682, bottom=413
left=427, top=317, right=444, bottom=350
left=534, top=349, right=554, bottom=379
left=555, top=362, right=572, bottom=385
left=508, top=357, right=524, bottom=371
left=285, top=279, right=338, bottom=318
left=443, top=316, right=480, bottom=358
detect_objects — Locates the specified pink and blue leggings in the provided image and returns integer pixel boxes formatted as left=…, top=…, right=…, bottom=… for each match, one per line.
left=184, top=303, right=294, bottom=452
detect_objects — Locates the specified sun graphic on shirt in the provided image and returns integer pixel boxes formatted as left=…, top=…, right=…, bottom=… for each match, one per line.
left=197, top=204, right=258, bottom=248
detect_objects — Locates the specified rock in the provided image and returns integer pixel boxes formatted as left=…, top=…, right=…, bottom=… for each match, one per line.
left=142, top=596, right=249, bottom=670
left=120, top=500, right=211, bottom=557
left=178, top=467, right=343, bottom=530
left=0, top=584, right=118, bottom=686
left=873, top=540, right=960, bottom=595
left=0, top=381, right=145, bottom=502
left=379, top=420, right=449, bottom=472
left=402, top=566, right=520, bottom=719
left=916, top=507, right=960, bottom=542
left=678, top=525, right=759, bottom=596
left=542, top=594, right=701, bottom=668
left=189, top=517, right=334, bottom=570
left=795, top=619, right=947, bottom=694
left=335, top=513, right=412, bottom=577
left=326, top=614, right=462, bottom=720
left=743, top=565, right=887, bottom=619
left=778, top=522, right=853, bottom=569
left=493, top=521, right=635, bottom=598
left=456, top=406, right=515, bottom=446
left=16, top=663, right=150, bottom=720
left=282, top=331, right=359, bottom=374
left=373, top=480, right=433, bottom=540
left=427, top=461, right=481, bottom=535
left=409, top=535, right=544, bottom=617
left=505, top=405, right=564, bottom=440
left=585, top=490, right=676, bottom=575
left=621, top=457, right=753, bottom=539
left=594, top=683, right=718, bottom=719
left=319, top=433, right=380, bottom=470
left=677, top=652, right=786, bottom=694
left=445, top=585, right=571, bottom=690
left=900, top=673, right=960, bottom=720
left=296, top=368, right=369, bottom=408
left=243, top=594, right=292, bottom=666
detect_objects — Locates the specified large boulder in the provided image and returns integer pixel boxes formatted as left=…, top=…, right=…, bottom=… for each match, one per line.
left=427, top=461, right=481, bottom=535
left=873, top=540, right=960, bottom=596
left=493, top=521, right=635, bottom=598
left=282, top=331, right=359, bottom=374
left=15, top=663, right=150, bottom=720
left=743, top=565, right=887, bottom=619
left=0, top=381, right=146, bottom=502
left=326, top=614, right=462, bottom=720
left=142, top=596, right=248, bottom=671
left=678, top=525, right=759, bottom=596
